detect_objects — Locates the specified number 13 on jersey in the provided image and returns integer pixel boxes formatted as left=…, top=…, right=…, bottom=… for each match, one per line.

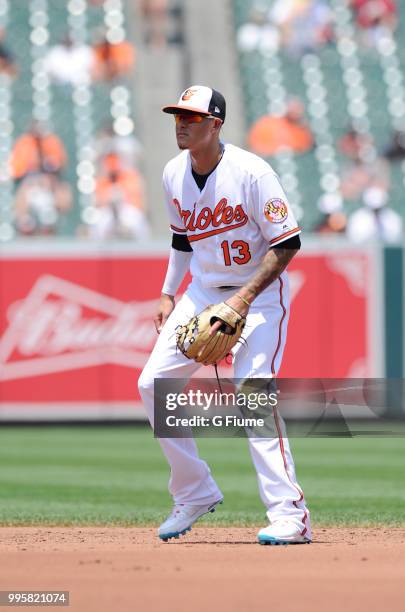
left=221, top=240, right=252, bottom=266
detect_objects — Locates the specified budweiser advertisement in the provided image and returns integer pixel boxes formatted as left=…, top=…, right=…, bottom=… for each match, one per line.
left=0, top=243, right=382, bottom=420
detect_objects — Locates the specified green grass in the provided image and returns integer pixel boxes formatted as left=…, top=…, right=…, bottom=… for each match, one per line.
left=0, top=426, right=404, bottom=527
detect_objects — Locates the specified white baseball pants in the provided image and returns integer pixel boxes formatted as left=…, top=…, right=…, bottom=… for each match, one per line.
left=138, top=277, right=311, bottom=537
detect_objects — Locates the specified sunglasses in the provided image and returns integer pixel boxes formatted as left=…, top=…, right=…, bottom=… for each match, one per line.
left=174, top=113, right=216, bottom=125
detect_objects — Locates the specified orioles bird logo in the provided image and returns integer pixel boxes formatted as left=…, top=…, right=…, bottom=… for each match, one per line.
left=182, top=88, right=198, bottom=101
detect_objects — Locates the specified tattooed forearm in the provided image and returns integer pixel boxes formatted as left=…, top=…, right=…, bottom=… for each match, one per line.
left=239, top=248, right=299, bottom=301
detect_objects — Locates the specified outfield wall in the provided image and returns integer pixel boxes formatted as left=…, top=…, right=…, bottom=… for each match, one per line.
left=0, top=239, right=385, bottom=421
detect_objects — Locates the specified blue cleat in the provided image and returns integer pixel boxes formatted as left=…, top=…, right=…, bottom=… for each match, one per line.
left=158, top=499, right=223, bottom=542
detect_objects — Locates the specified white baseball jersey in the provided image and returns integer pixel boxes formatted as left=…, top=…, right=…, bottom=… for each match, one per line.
left=163, top=143, right=301, bottom=288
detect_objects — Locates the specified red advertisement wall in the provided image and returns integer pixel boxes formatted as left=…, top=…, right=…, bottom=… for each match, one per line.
left=284, top=251, right=371, bottom=378
left=0, top=248, right=374, bottom=416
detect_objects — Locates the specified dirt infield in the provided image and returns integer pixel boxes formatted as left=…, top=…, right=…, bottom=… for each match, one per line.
left=0, top=527, right=404, bottom=611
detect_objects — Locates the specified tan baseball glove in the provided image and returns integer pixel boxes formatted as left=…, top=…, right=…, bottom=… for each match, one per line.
left=176, top=302, right=246, bottom=365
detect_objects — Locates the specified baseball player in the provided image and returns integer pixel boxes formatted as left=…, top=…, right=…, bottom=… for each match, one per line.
left=138, top=85, right=311, bottom=545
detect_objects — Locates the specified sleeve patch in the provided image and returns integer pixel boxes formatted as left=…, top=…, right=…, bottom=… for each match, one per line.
left=264, top=198, right=288, bottom=224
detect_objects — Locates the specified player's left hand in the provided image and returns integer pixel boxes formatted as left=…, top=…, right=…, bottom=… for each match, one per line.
left=176, top=302, right=246, bottom=365
left=209, top=294, right=250, bottom=336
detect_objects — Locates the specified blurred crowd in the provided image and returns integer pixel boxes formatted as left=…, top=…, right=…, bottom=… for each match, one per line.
left=240, top=0, right=404, bottom=243
left=10, top=120, right=147, bottom=240
left=5, top=0, right=189, bottom=240
left=3, top=2, right=150, bottom=241
left=4, top=0, right=404, bottom=243
left=315, top=127, right=403, bottom=243
left=237, top=0, right=398, bottom=56
left=42, top=32, right=135, bottom=87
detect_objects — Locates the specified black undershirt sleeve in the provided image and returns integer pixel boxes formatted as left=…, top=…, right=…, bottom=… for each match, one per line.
left=172, top=233, right=193, bottom=252
left=272, top=235, right=301, bottom=250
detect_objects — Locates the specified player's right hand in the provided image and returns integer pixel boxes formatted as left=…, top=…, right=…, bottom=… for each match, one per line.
left=154, top=294, right=175, bottom=334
